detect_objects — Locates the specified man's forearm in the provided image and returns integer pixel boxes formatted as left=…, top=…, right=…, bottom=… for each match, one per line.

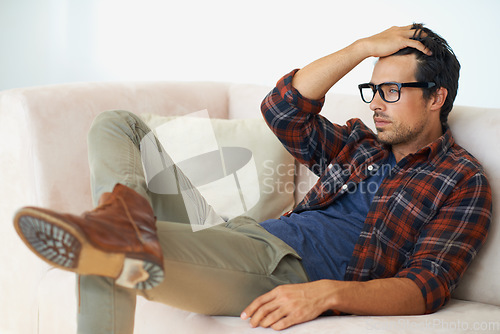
left=291, top=25, right=433, bottom=101
left=291, top=41, right=368, bottom=100
left=323, top=277, right=426, bottom=316
left=241, top=276, right=427, bottom=330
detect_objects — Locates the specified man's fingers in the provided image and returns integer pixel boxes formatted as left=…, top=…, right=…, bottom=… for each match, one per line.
left=406, top=25, right=432, bottom=55
left=249, top=302, right=280, bottom=328
left=241, top=290, right=276, bottom=320
left=258, top=306, right=288, bottom=328
left=396, top=25, right=432, bottom=55
left=363, top=24, right=432, bottom=58
left=407, top=38, right=432, bottom=56
left=242, top=282, right=329, bottom=330
left=271, top=317, right=295, bottom=331
left=241, top=288, right=289, bottom=328
left=402, top=24, right=417, bottom=36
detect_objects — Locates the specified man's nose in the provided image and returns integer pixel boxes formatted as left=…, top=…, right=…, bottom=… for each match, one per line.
left=370, top=89, right=385, bottom=111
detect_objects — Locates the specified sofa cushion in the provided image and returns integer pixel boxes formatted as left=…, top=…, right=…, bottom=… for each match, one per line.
left=445, top=105, right=500, bottom=307
left=37, top=270, right=500, bottom=334
left=140, top=112, right=296, bottom=223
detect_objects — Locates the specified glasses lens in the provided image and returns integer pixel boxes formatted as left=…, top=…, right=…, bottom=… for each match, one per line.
left=380, top=83, right=400, bottom=102
left=360, top=86, right=374, bottom=103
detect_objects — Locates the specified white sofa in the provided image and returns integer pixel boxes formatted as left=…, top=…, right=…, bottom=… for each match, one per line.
left=0, top=80, right=499, bottom=334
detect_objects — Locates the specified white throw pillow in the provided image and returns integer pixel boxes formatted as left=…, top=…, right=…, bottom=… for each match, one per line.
left=140, top=112, right=296, bottom=223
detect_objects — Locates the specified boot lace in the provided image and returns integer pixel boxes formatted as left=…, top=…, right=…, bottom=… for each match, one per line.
left=85, top=197, right=146, bottom=244
left=116, top=195, right=146, bottom=244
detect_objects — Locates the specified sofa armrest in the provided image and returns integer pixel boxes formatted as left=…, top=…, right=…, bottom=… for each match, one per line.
left=0, top=81, right=230, bottom=333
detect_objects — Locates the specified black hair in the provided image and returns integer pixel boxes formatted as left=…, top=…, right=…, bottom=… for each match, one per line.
left=393, top=23, right=460, bottom=127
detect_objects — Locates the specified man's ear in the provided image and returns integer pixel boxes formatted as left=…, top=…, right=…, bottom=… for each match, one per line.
left=430, top=87, right=448, bottom=111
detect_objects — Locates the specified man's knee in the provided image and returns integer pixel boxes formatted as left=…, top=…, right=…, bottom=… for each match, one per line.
left=89, top=110, right=136, bottom=134
left=87, top=110, right=151, bottom=146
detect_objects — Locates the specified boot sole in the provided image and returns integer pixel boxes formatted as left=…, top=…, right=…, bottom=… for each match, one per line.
left=14, top=208, right=164, bottom=290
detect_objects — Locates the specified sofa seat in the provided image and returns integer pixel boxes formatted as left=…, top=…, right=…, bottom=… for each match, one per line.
left=37, top=270, right=500, bottom=334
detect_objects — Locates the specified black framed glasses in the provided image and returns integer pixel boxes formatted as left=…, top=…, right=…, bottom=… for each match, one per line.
left=358, top=82, right=436, bottom=103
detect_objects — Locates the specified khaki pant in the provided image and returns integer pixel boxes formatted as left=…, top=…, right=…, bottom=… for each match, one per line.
left=78, top=110, right=309, bottom=334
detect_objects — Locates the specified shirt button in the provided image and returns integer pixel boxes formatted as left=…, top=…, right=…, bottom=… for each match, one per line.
left=367, top=165, right=374, bottom=171
left=328, top=163, right=333, bottom=169
left=342, top=184, right=348, bottom=190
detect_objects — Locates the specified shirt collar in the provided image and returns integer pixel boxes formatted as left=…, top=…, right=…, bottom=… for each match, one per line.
left=394, top=126, right=455, bottom=167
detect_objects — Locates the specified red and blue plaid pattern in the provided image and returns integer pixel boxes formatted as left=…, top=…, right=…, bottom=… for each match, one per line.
left=261, top=69, right=492, bottom=314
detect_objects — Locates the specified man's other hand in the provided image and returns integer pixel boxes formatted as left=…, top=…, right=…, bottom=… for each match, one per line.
left=240, top=281, right=331, bottom=331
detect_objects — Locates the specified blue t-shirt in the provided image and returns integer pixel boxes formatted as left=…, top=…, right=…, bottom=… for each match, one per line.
left=260, top=153, right=396, bottom=281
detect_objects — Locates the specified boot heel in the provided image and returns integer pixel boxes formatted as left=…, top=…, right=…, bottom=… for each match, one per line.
left=115, top=258, right=164, bottom=290
left=135, top=260, right=164, bottom=290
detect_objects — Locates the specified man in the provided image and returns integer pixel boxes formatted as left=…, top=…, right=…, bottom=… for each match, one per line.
left=13, top=24, right=491, bottom=333
left=241, top=23, right=492, bottom=329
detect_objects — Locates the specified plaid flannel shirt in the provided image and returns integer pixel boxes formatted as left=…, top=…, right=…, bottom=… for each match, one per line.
left=261, top=69, right=492, bottom=313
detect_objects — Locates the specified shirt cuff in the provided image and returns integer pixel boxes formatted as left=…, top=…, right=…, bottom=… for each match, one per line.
left=395, top=267, right=450, bottom=314
left=276, top=69, right=325, bottom=114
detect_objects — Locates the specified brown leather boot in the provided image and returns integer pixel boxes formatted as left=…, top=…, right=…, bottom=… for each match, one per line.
left=13, top=183, right=164, bottom=290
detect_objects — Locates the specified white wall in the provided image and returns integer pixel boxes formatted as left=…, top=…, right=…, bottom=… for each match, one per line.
left=1, top=0, right=499, bottom=109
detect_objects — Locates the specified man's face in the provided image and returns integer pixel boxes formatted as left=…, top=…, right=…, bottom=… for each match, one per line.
left=370, top=54, right=434, bottom=149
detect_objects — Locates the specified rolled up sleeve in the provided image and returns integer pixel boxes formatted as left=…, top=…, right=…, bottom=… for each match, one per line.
left=395, top=172, right=492, bottom=313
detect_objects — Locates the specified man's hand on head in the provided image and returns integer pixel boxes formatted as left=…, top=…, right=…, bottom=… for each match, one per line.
left=291, top=24, right=432, bottom=101
left=357, top=24, right=432, bottom=58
